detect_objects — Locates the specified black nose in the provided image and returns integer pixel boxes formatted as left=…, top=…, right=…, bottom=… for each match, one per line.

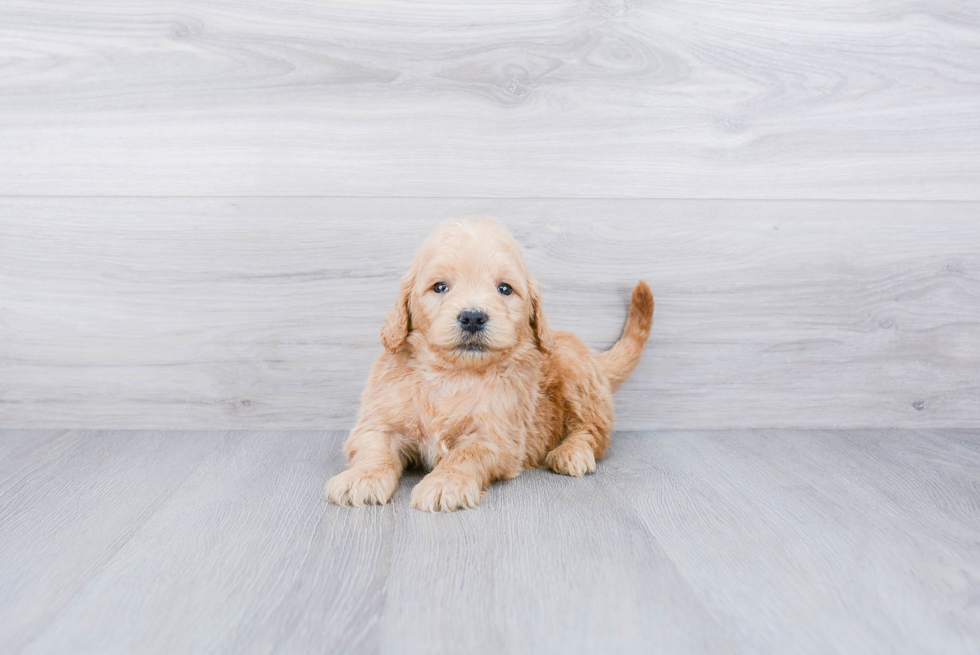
left=458, top=309, right=488, bottom=333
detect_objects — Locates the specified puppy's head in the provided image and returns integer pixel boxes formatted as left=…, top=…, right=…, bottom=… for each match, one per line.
left=381, top=218, right=553, bottom=368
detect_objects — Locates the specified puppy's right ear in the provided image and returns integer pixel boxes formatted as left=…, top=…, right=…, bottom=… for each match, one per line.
left=381, top=272, right=414, bottom=353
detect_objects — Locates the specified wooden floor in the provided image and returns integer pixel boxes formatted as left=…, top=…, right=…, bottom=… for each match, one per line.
left=1, top=429, right=978, bottom=654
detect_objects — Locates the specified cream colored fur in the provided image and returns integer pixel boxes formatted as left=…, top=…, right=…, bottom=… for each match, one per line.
left=325, top=219, right=654, bottom=512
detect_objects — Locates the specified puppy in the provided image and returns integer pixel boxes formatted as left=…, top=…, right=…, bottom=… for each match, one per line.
left=325, top=219, right=653, bottom=512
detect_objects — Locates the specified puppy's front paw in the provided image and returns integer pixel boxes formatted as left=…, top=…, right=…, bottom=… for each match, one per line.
left=410, top=472, right=483, bottom=512
left=546, top=442, right=597, bottom=477
left=325, top=468, right=398, bottom=507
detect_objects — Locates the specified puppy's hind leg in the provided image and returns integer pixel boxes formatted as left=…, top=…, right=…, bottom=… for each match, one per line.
left=545, top=427, right=609, bottom=477
left=325, top=429, right=402, bottom=507
left=545, top=370, right=614, bottom=477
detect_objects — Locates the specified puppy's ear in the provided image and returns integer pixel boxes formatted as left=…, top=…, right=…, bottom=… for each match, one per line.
left=528, top=275, right=554, bottom=353
left=381, top=272, right=414, bottom=353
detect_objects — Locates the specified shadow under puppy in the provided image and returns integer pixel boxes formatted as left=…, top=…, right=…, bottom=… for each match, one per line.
left=326, top=219, right=654, bottom=512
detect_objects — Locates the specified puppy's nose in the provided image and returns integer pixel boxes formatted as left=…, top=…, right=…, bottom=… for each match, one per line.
left=458, top=309, right=488, bottom=333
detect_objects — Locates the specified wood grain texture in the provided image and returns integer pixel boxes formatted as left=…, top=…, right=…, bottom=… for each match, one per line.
left=1, top=1, right=978, bottom=198
left=0, top=430, right=226, bottom=652
left=2, top=198, right=978, bottom=430
left=1, top=429, right=978, bottom=654
left=610, top=429, right=980, bottom=654
left=377, top=463, right=734, bottom=654
left=11, top=431, right=393, bottom=655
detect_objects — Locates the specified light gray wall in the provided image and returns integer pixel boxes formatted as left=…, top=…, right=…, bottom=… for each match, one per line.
left=1, top=1, right=978, bottom=429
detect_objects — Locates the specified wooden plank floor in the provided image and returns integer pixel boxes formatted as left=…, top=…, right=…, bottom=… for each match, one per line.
left=1, top=429, right=978, bottom=654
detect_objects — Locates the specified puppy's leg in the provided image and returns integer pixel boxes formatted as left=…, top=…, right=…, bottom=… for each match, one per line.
left=544, top=357, right=613, bottom=477
left=410, top=438, right=519, bottom=512
left=325, top=429, right=402, bottom=507
left=546, top=377, right=614, bottom=477
left=545, top=427, right=609, bottom=477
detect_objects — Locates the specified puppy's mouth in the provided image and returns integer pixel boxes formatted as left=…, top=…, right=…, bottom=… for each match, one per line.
left=454, top=342, right=489, bottom=354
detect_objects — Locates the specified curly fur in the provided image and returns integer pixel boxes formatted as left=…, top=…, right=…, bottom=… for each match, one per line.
left=325, top=219, right=654, bottom=512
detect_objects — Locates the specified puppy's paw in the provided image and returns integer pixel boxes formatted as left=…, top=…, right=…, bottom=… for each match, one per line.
left=325, top=468, right=398, bottom=507
left=546, top=442, right=597, bottom=477
left=410, top=472, right=482, bottom=512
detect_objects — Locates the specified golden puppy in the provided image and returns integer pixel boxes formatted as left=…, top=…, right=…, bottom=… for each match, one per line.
left=325, top=219, right=653, bottom=512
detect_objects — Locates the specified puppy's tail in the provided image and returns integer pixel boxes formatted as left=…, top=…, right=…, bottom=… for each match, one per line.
left=596, top=281, right=654, bottom=389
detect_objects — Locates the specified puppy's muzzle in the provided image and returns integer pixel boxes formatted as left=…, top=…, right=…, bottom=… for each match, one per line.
left=458, top=309, right=488, bottom=334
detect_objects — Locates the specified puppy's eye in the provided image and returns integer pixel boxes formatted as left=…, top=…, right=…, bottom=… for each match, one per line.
left=432, top=282, right=449, bottom=294
left=497, top=283, right=513, bottom=296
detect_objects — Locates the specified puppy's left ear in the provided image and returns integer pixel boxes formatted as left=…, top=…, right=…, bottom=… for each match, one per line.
left=381, top=272, right=414, bottom=353
left=528, top=275, right=554, bottom=353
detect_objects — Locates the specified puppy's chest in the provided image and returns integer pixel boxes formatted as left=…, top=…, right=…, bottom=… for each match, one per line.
left=413, top=375, right=486, bottom=436
left=401, top=376, right=483, bottom=467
